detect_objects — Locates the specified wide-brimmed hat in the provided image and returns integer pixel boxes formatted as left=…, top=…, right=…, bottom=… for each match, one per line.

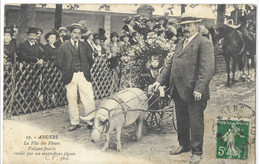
left=58, top=27, right=68, bottom=33
left=44, top=31, right=59, bottom=41
left=120, top=31, right=130, bottom=41
left=26, top=27, right=37, bottom=34
left=179, top=12, right=202, bottom=25
left=134, top=15, right=141, bottom=22
left=123, top=16, right=134, bottom=24
left=66, top=23, right=87, bottom=33
left=168, top=18, right=177, bottom=25
left=110, top=32, right=119, bottom=39
left=4, top=27, right=14, bottom=35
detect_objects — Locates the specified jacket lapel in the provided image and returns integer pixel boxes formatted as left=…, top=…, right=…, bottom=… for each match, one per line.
left=68, top=41, right=76, bottom=56
left=176, top=34, right=199, bottom=58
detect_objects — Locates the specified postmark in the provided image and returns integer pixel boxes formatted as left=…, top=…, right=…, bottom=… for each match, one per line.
left=212, top=103, right=255, bottom=162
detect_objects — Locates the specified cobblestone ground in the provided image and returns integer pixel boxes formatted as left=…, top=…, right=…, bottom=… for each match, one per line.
left=3, top=73, right=256, bottom=164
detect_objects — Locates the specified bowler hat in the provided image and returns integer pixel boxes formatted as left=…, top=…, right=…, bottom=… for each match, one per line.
left=44, top=31, right=59, bottom=42
left=66, top=23, right=87, bottom=33
left=58, top=27, right=68, bottom=33
left=10, top=24, right=18, bottom=29
left=179, top=12, right=202, bottom=25
left=26, top=27, right=37, bottom=34
left=4, top=27, right=14, bottom=35
left=36, top=28, right=43, bottom=34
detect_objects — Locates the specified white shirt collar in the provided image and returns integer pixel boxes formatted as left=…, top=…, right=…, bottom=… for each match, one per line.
left=28, top=40, right=35, bottom=46
left=70, top=39, right=78, bottom=46
left=185, top=32, right=198, bottom=43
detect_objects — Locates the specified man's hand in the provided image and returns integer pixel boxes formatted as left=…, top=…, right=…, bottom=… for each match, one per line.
left=37, top=59, right=44, bottom=65
left=150, top=82, right=160, bottom=92
left=193, top=91, right=202, bottom=101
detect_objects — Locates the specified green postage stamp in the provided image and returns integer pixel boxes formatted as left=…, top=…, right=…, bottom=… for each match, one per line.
left=216, top=118, right=250, bottom=160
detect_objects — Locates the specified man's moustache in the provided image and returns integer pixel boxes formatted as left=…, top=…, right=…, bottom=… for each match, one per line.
left=183, top=31, right=190, bottom=33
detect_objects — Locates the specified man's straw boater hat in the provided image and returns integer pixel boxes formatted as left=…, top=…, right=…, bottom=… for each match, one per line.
left=66, top=23, right=87, bottom=33
left=179, top=12, right=202, bottom=25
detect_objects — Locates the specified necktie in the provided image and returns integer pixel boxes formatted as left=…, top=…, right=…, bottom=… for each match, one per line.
left=74, top=41, right=78, bottom=49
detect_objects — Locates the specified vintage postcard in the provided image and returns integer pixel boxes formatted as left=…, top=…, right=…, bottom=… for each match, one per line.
left=1, top=2, right=257, bottom=164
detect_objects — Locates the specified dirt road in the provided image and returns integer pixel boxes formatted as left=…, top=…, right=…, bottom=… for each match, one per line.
left=3, top=74, right=256, bottom=164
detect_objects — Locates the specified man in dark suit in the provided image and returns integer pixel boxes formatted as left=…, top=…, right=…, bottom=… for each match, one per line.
left=57, top=23, right=95, bottom=131
left=54, top=27, right=69, bottom=48
left=151, top=12, right=214, bottom=163
left=36, top=28, right=45, bottom=50
left=18, top=27, right=45, bottom=64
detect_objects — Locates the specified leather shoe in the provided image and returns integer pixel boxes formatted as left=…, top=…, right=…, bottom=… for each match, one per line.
left=170, top=146, right=190, bottom=155
left=190, top=154, right=202, bottom=164
left=69, top=124, right=80, bottom=131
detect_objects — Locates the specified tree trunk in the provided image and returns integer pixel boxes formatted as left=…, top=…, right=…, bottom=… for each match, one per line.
left=17, top=4, right=36, bottom=44
left=55, top=4, right=62, bottom=30
left=181, top=4, right=186, bottom=14
left=217, top=5, right=226, bottom=25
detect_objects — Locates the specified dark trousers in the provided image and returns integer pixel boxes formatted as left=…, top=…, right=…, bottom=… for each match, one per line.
left=173, top=88, right=207, bottom=155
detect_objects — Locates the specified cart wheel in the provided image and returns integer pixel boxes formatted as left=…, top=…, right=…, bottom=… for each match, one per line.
left=144, top=111, right=164, bottom=129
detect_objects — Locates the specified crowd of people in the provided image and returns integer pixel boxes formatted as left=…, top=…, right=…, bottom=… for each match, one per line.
left=3, top=5, right=257, bottom=163
left=4, top=11, right=216, bottom=163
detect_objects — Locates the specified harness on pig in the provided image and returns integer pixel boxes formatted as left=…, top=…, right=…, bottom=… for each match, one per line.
left=93, top=89, right=147, bottom=134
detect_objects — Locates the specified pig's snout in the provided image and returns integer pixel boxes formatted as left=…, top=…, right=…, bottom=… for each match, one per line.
left=91, top=129, right=101, bottom=143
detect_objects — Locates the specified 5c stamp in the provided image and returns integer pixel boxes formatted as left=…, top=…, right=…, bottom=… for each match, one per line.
left=216, top=118, right=250, bottom=160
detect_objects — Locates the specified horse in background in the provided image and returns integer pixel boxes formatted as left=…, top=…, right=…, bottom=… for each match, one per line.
left=237, top=8, right=256, bottom=80
left=215, top=24, right=246, bottom=87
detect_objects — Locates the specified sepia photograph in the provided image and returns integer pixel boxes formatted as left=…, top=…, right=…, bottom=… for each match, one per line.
left=1, top=2, right=257, bottom=164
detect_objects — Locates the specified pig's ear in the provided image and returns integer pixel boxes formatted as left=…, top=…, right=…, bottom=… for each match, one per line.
left=99, top=115, right=107, bottom=122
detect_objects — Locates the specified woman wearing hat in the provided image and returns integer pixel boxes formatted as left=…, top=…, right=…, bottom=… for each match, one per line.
left=83, top=30, right=95, bottom=58
left=43, top=31, right=59, bottom=64
left=105, top=32, right=122, bottom=91
left=92, top=33, right=106, bottom=57
left=106, top=32, right=121, bottom=58
left=120, top=31, right=131, bottom=57
left=4, top=27, right=17, bottom=64
left=122, top=16, right=135, bottom=35
left=43, top=30, right=59, bottom=107
left=106, top=32, right=122, bottom=67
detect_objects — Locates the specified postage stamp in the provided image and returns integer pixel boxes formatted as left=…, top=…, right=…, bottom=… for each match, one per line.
left=216, top=118, right=250, bottom=160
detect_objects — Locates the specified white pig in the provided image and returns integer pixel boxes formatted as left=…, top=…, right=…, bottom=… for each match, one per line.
left=90, top=88, right=147, bottom=152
